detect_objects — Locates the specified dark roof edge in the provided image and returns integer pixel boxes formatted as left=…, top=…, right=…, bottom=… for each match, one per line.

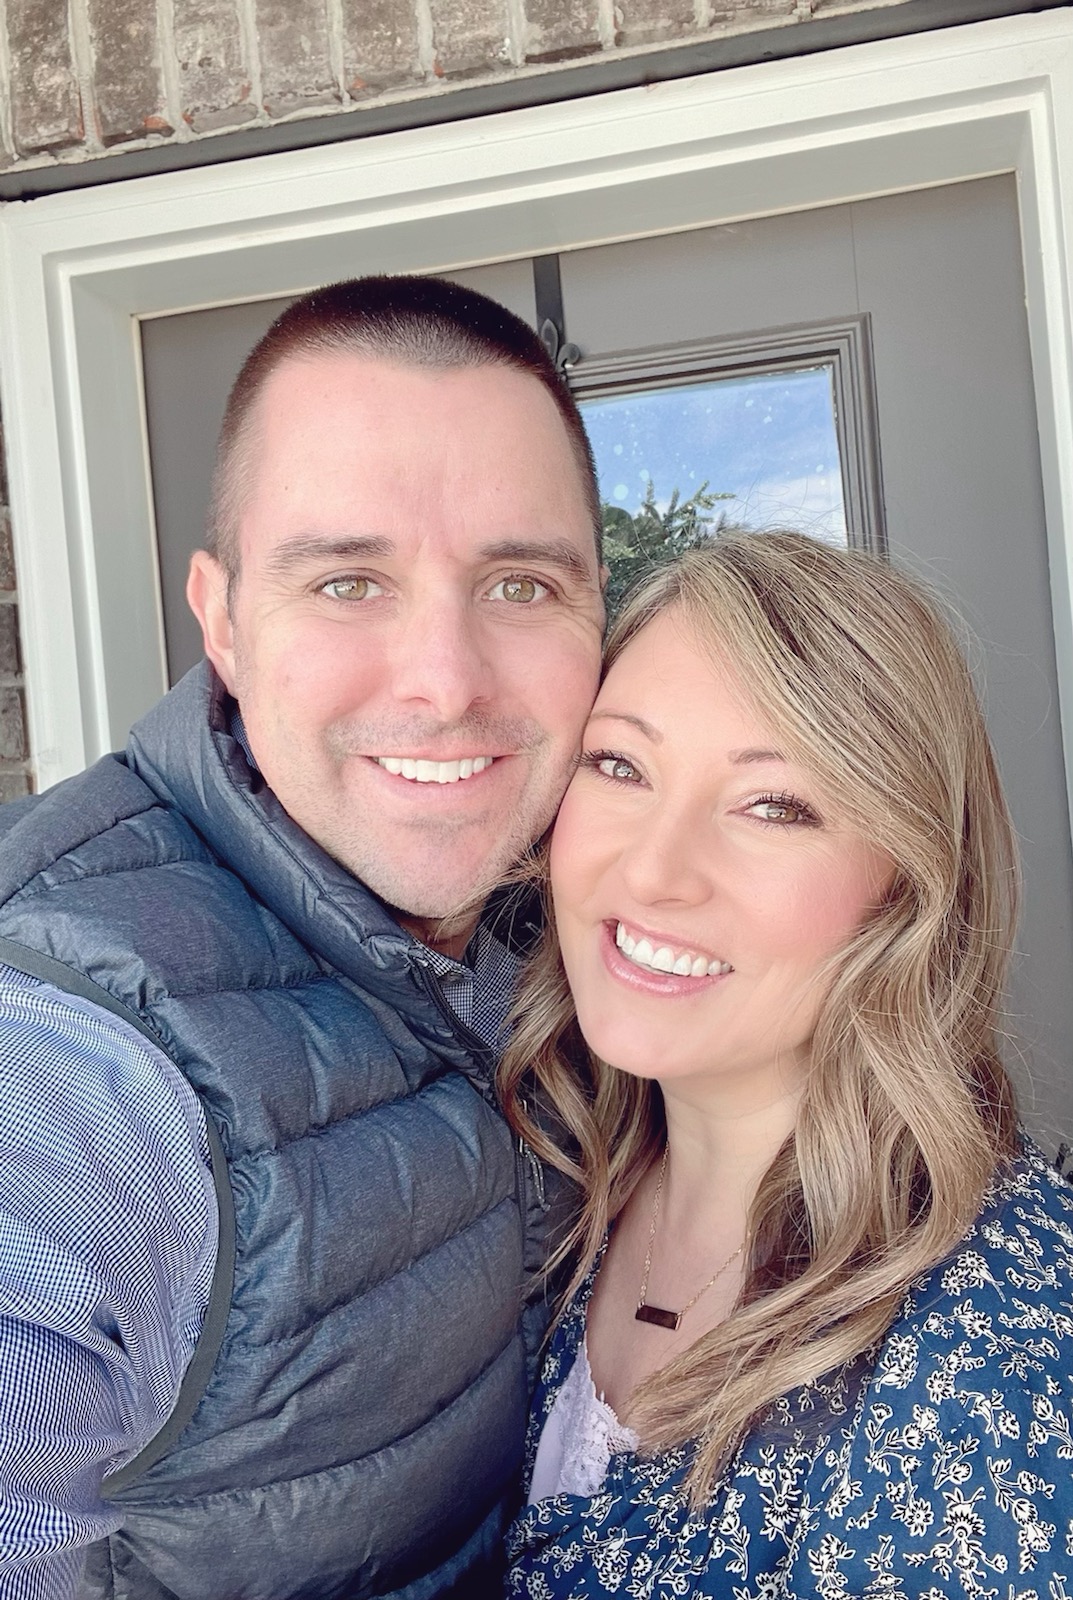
left=0, top=0, right=1067, bottom=203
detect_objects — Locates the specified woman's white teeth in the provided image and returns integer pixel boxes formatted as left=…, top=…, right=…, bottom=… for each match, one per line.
left=615, top=922, right=730, bottom=978
left=377, top=756, right=494, bottom=783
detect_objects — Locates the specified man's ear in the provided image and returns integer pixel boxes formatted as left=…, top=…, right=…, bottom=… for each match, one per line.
left=187, top=550, right=237, bottom=693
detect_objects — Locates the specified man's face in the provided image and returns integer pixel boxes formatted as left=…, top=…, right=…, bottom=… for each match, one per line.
left=188, top=353, right=605, bottom=951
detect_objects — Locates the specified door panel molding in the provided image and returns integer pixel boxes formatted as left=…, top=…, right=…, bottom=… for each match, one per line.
left=0, top=13, right=1071, bottom=809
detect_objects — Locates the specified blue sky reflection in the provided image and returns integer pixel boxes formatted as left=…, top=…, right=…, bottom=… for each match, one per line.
left=579, top=365, right=847, bottom=545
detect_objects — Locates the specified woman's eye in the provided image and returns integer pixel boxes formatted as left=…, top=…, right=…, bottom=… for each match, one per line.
left=319, top=576, right=383, bottom=602
left=745, top=795, right=816, bottom=826
left=488, top=575, right=549, bottom=604
left=582, top=751, right=642, bottom=783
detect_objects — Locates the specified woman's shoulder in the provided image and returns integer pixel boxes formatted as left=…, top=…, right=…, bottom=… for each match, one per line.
left=523, top=1244, right=605, bottom=1473
left=806, top=1141, right=1073, bottom=1591
left=866, top=1135, right=1073, bottom=1418
left=904, top=1136, right=1073, bottom=1327
left=974, top=1133, right=1073, bottom=1247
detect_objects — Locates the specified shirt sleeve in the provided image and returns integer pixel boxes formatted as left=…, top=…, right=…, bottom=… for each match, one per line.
left=0, top=966, right=218, bottom=1600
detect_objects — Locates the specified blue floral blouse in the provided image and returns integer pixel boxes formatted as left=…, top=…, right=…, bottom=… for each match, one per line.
left=506, top=1141, right=1073, bottom=1598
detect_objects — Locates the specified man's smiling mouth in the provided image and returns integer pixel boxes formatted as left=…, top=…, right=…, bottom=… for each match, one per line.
left=375, top=756, right=496, bottom=784
left=615, top=920, right=733, bottom=978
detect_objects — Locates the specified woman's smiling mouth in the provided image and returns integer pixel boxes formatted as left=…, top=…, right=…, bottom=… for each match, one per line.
left=614, top=921, right=734, bottom=979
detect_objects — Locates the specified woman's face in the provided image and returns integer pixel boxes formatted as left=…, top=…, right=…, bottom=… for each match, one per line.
left=550, top=608, right=895, bottom=1098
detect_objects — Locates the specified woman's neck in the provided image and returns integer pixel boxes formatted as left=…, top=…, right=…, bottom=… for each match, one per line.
left=658, top=1072, right=801, bottom=1229
left=583, top=1069, right=801, bottom=1415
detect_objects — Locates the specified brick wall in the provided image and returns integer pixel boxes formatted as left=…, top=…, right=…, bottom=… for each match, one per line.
left=0, top=421, right=29, bottom=800
left=0, top=0, right=914, bottom=793
left=0, top=0, right=911, bottom=166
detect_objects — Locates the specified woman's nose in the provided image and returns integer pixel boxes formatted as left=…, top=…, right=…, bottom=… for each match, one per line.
left=616, top=808, right=712, bottom=908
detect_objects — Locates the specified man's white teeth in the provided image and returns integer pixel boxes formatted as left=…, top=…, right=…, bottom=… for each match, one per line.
left=376, top=756, right=494, bottom=783
left=615, top=922, right=731, bottom=978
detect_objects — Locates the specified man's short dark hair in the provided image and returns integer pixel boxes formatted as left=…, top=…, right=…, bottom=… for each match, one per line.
left=207, top=274, right=602, bottom=580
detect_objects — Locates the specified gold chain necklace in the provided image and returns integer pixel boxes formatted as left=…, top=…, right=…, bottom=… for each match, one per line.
left=635, top=1146, right=745, bottom=1332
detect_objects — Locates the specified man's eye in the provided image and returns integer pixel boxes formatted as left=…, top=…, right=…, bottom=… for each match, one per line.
left=319, top=576, right=383, bottom=602
left=487, top=575, right=549, bottom=604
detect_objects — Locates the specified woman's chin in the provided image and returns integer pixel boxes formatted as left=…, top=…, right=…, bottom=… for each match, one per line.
left=574, top=1011, right=709, bottom=1084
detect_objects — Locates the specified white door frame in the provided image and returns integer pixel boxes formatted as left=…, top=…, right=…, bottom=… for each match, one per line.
left=1, top=11, right=1072, bottom=802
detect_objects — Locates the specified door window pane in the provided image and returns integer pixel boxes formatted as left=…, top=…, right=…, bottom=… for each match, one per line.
left=580, top=363, right=846, bottom=546
left=579, top=362, right=847, bottom=608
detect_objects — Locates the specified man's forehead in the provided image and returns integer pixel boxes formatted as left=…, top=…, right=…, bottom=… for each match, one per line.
left=253, top=349, right=397, bottom=431
left=244, top=356, right=581, bottom=508
left=233, top=350, right=599, bottom=566
left=255, top=347, right=559, bottom=422
left=227, top=342, right=601, bottom=578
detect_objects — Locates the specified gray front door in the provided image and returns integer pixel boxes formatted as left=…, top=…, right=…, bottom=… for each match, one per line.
left=141, top=175, right=1072, bottom=1146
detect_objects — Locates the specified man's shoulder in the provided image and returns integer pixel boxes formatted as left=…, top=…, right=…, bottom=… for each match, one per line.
left=0, top=752, right=208, bottom=904
left=0, top=964, right=211, bottom=1187
left=0, top=750, right=319, bottom=1011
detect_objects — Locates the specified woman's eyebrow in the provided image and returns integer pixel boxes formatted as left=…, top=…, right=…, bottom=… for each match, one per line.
left=729, top=747, right=787, bottom=765
left=586, top=711, right=662, bottom=742
left=585, top=717, right=787, bottom=765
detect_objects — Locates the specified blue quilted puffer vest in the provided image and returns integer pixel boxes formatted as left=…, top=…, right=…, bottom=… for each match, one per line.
left=0, top=664, right=549, bottom=1600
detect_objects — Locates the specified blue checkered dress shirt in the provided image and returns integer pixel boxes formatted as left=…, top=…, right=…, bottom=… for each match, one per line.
left=0, top=926, right=517, bottom=1600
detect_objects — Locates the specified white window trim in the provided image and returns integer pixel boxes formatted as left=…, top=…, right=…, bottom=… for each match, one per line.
left=0, top=11, right=1071, bottom=811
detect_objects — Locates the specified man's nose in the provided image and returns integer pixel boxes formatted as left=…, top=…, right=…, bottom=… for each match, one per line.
left=388, top=592, right=492, bottom=723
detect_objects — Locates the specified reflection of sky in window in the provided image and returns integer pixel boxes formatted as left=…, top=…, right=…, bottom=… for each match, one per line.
left=579, top=365, right=847, bottom=546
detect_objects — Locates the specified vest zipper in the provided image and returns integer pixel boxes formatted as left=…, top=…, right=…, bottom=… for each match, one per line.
left=410, top=954, right=497, bottom=1096
left=520, top=1135, right=547, bottom=1211
left=410, top=959, right=550, bottom=1287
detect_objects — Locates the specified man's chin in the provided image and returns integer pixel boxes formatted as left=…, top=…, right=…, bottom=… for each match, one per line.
left=352, top=861, right=487, bottom=920
left=363, top=852, right=524, bottom=947
left=326, top=804, right=547, bottom=937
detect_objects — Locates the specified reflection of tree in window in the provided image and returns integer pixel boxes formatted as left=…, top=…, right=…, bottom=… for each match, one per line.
left=602, top=480, right=739, bottom=612
left=581, top=363, right=849, bottom=583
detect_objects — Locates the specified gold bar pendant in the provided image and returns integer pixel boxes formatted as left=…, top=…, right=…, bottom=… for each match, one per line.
left=635, top=1303, right=681, bottom=1331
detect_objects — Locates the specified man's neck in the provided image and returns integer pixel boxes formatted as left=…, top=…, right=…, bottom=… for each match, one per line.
left=396, top=911, right=481, bottom=961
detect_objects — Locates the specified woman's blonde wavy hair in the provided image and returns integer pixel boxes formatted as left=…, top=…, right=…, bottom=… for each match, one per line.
left=498, top=530, right=1020, bottom=1503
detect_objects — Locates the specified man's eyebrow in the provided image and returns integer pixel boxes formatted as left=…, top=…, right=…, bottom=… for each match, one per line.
left=478, top=540, right=595, bottom=582
left=263, top=536, right=395, bottom=575
left=585, top=711, right=662, bottom=742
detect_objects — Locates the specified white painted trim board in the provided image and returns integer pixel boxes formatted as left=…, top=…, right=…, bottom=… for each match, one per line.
left=0, top=10, right=1070, bottom=836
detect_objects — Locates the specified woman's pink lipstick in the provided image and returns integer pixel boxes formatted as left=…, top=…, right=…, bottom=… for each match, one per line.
left=599, top=920, right=733, bottom=998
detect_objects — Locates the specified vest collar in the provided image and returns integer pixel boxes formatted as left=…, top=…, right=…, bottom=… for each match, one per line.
left=125, top=662, right=467, bottom=1045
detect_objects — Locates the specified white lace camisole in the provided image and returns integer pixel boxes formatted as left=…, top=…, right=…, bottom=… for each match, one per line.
left=528, top=1337, right=640, bottom=1503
